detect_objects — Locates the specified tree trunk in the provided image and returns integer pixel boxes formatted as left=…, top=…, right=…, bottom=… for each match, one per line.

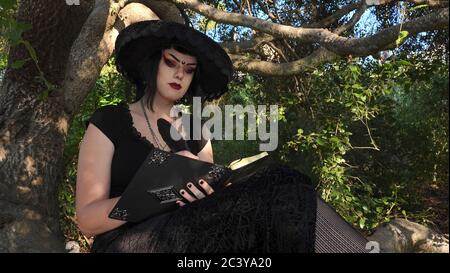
left=0, top=0, right=93, bottom=252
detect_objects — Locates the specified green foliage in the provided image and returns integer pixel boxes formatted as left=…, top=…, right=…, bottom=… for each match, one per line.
left=212, top=74, right=266, bottom=165
left=283, top=56, right=447, bottom=231
left=58, top=57, right=129, bottom=252
left=0, top=0, right=56, bottom=98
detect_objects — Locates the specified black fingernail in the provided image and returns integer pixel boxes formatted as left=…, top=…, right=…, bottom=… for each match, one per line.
left=187, top=184, right=192, bottom=188
left=199, top=180, right=204, bottom=185
left=180, top=190, right=185, bottom=194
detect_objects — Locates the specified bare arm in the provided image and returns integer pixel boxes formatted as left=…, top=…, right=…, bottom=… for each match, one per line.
left=197, top=139, right=213, bottom=163
left=75, top=123, right=127, bottom=237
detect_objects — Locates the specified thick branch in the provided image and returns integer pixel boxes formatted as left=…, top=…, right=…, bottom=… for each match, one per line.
left=229, top=47, right=338, bottom=76
left=131, top=0, right=184, bottom=23
left=165, top=0, right=448, bottom=57
left=405, top=0, right=448, bottom=7
left=345, top=7, right=448, bottom=55
left=221, top=33, right=276, bottom=54
left=61, top=1, right=160, bottom=115
left=367, top=0, right=448, bottom=7
left=115, top=2, right=160, bottom=28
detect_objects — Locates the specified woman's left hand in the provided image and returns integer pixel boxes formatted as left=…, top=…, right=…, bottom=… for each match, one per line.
left=176, top=179, right=214, bottom=207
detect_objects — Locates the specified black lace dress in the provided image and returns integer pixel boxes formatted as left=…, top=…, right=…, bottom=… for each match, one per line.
left=85, top=103, right=369, bottom=253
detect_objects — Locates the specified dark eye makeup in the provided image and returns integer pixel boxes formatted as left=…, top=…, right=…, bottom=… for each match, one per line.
left=163, top=56, right=176, bottom=67
left=163, top=55, right=196, bottom=74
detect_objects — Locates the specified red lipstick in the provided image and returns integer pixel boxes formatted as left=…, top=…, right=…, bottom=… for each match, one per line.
left=169, top=83, right=181, bottom=90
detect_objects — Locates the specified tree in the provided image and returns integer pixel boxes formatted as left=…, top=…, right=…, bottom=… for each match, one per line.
left=0, top=0, right=447, bottom=252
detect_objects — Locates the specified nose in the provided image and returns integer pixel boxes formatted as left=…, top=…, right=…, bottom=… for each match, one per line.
left=174, top=66, right=184, bottom=81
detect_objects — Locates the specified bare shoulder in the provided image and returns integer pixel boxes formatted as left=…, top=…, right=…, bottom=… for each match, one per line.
left=77, top=123, right=115, bottom=183
left=81, top=123, right=115, bottom=154
left=77, top=123, right=115, bottom=203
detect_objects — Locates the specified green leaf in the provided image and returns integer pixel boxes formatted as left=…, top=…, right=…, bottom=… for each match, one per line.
left=410, top=4, right=428, bottom=11
left=316, top=138, right=325, bottom=146
left=352, top=83, right=363, bottom=90
left=39, top=89, right=49, bottom=101
left=396, top=31, right=409, bottom=47
left=0, top=0, right=17, bottom=10
left=349, top=65, right=359, bottom=74
left=20, top=40, right=38, bottom=63
left=397, top=60, right=413, bottom=66
left=10, top=58, right=30, bottom=69
left=359, top=218, right=366, bottom=229
left=13, top=21, right=32, bottom=33
left=401, top=210, right=407, bottom=217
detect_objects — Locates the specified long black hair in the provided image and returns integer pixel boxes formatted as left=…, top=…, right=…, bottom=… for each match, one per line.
left=133, top=43, right=203, bottom=112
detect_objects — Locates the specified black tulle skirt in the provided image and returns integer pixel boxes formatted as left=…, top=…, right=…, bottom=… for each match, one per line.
left=91, top=163, right=368, bottom=253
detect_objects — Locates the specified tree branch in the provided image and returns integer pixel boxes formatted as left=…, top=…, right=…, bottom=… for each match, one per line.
left=61, top=1, right=160, bottom=115
left=221, top=32, right=276, bottom=54
left=229, top=47, right=338, bottom=76
left=131, top=0, right=184, bottom=23
left=255, top=0, right=277, bottom=21
left=164, top=0, right=448, bottom=57
left=404, top=0, right=448, bottom=7
left=305, top=2, right=362, bottom=28
left=334, top=1, right=368, bottom=35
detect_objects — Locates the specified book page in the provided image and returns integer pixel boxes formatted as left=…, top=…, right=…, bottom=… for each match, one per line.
left=228, top=152, right=269, bottom=170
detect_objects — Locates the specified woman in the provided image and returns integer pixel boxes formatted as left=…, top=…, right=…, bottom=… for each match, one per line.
left=76, top=20, right=370, bottom=253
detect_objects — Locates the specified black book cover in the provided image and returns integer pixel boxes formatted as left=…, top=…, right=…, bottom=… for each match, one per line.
left=109, top=148, right=271, bottom=222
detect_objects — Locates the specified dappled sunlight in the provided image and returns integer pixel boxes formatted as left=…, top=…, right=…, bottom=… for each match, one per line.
left=31, top=177, right=44, bottom=186
left=16, top=186, right=31, bottom=195
left=24, top=208, right=42, bottom=221
left=0, top=146, right=8, bottom=161
left=56, top=117, right=69, bottom=135
left=2, top=129, right=11, bottom=145
left=24, top=156, right=37, bottom=177
left=0, top=130, right=11, bottom=161
left=13, top=220, right=31, bottom=235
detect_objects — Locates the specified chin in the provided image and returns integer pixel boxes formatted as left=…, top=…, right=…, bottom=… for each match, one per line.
left=160, top=90, right=186, bottom=102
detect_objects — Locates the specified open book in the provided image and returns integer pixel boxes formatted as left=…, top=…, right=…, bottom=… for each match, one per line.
left=109, top=149, right=271, bottom=222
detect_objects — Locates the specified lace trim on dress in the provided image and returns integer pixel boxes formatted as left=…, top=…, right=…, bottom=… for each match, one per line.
left=118, top=102, right=155, bottom=149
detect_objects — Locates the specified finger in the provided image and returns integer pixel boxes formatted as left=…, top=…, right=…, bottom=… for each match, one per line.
left=199, top=179, right=214, bottom=195
left=187, top=182, right=206, bottom=199
left=179, top=189, right=196, bottom=203
left=176, top=200, right=186, bottom=207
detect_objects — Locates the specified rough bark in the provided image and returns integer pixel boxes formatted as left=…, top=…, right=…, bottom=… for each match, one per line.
left=0, top=0, right=93, bottom=252
left=0, top=0, right=182, bottom=252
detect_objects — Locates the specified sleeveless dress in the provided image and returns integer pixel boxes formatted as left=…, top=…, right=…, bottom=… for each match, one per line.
left=85, top=102, right=369, bottom=253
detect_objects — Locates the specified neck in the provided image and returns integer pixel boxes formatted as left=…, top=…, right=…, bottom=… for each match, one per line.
left=141, top=93, right=174, bottom=120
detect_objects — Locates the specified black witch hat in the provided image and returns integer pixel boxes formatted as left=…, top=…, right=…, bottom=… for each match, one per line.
left=115, top=20, right=234, bottom=101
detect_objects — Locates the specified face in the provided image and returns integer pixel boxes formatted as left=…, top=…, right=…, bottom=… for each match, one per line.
left=155, top=47, right=197, bottom=102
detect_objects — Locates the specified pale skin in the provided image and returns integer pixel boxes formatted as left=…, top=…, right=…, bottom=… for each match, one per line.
left=76, top=47, right=222, bottom=237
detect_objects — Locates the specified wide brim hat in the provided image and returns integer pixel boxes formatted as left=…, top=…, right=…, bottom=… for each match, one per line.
left=115, top=20, right=234, bottom=101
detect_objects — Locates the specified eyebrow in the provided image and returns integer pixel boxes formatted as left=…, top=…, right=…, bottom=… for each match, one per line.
left=168, top=53, right=197, bottom=66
